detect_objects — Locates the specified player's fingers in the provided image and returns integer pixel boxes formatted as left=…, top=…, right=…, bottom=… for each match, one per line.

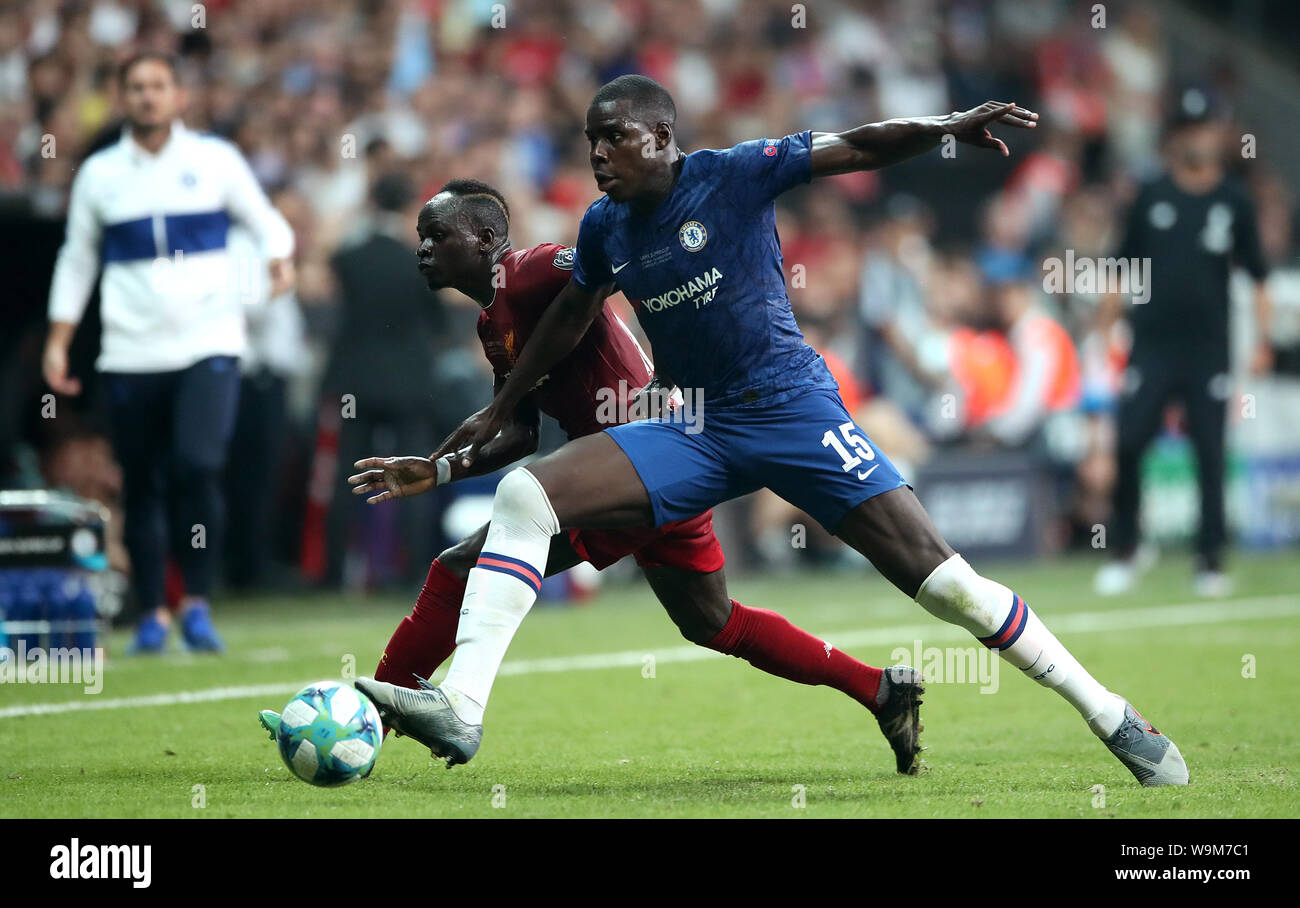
left=347, top=469, right=382, bottom=485
left=354, top=480, right=394, bottom=497
left=353, top=457, right=387, bottom=470
left=366, top=490, right=394, bottom=505
left=998, top=112, right=1038, bottom=128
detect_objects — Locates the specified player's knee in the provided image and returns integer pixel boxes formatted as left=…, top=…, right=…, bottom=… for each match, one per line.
left=492, top=468, right=560, bottom=535
left=440, top=521, right=489, bottom=579
left=437, top=544, right=475, bottom=580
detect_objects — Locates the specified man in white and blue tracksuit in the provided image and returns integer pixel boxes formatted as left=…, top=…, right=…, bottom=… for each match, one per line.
left=44, top=52, right=295, bottom=652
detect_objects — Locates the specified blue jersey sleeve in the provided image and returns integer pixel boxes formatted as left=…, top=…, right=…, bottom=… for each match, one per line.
left=572, top=204, right=612, bottom=290
left=717, top=131, right=813, bottom=205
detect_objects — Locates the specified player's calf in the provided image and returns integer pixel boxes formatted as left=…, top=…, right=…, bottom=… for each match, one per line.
left=701, top=598, right=924, bottom=773
left=373, top=558, right=466, bottom=694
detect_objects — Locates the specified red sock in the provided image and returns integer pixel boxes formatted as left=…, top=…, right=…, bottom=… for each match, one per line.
left=374, top=559, right=466, bottom=690
left=706, top=600, right=884, bottom=712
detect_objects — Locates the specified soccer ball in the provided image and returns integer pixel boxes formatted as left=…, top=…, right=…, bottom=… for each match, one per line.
left=276, top=681, right=383, bottom=787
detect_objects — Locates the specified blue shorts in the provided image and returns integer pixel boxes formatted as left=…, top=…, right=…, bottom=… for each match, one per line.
left=605, top=388, right=909, bottom=534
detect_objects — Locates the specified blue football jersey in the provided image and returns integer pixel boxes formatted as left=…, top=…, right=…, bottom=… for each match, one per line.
left=572, top=131, right=839, bottom=409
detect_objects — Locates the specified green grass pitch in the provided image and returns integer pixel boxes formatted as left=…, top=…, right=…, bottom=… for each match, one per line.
left=2, top=552, right=1297, bottom=818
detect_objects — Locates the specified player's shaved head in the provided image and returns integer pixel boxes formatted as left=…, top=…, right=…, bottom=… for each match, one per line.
left=417, top=179, right=513, bottom=302
left=584, top=76, right=683, bottom=208
left=590, top=75, right=676, bottom=127
left=432, top=178, right=511, bottom=237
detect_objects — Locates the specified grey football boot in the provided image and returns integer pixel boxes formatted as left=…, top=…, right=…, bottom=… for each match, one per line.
left=875, top=665, right=925, bottom=775
left=1104, top=701, right=1189, bottom=786
left=355, top=675, right=482, bottom=768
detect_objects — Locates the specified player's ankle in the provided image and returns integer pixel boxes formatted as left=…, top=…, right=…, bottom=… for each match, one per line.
left=441, top=684, right=486, bottom=725
left=1085, top=692, right=1126, bottom=738
left=873, top=671, right=892, bottom=711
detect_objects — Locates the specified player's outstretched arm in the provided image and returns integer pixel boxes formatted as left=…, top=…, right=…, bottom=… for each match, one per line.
left=352, top=384, right=540, bottom=503
left=809, top=101, right=1038, bottom=176
left=348, top=433, right=535, bottom=504
left=434, top=278, right=614, bottom=467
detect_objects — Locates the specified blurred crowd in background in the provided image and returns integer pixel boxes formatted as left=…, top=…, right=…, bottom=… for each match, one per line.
left=2, top=0, right=1298, bottom=606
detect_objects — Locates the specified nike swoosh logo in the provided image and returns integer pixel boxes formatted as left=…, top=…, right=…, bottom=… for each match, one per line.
left=611, top=262, right=629, bottom=274
left=857, top=464, right=880, bottom=481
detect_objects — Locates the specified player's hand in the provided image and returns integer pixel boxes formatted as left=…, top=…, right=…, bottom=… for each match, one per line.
left=1249, top=341, right=1274, bottom=376
left=42, top=342, right=81, bottom=396
left=268, top=258, right=296, bottom=296
left=942, top=101, right=1038, bottom=156
left=348, top=456, right=438, bottom=504
left=433, top=404, right=505, bottom=468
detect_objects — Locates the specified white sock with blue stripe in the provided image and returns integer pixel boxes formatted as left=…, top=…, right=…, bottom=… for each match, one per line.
left=915, top=554, right=1125, bottom=737
left=441, top=468, right=559, bottom=725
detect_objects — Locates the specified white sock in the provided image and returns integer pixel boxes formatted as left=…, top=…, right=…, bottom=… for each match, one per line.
left=440, top=468, right=559, bottom=724
left=914, top=554, right=1126, bottom=737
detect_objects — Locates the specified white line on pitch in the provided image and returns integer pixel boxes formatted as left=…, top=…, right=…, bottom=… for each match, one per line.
left=2, top=594, right=1296, bottom=720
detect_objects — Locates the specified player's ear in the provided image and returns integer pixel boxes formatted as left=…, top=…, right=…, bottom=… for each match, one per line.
left=654, top=122, right=672, bottom=151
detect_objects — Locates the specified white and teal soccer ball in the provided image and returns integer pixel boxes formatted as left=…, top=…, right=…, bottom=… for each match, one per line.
left=276, top=681, right=383, bottom=787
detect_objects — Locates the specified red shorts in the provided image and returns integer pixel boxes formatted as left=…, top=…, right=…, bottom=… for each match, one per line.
left=567, top=510, right=724, bottom=574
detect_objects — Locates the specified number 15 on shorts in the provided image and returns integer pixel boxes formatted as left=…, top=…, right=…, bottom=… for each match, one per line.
left=821, top=421, right=878, bottom=480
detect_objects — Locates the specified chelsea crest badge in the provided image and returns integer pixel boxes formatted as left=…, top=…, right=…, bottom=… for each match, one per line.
left=678, top=220, right=708, bottom=252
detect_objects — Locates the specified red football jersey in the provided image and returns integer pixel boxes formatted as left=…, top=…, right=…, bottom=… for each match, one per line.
left=477, top=243, right=653, bottom=439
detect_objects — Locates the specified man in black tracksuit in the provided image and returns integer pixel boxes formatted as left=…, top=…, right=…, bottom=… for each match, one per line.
left=1096, top=92, right=1272, bottom=597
